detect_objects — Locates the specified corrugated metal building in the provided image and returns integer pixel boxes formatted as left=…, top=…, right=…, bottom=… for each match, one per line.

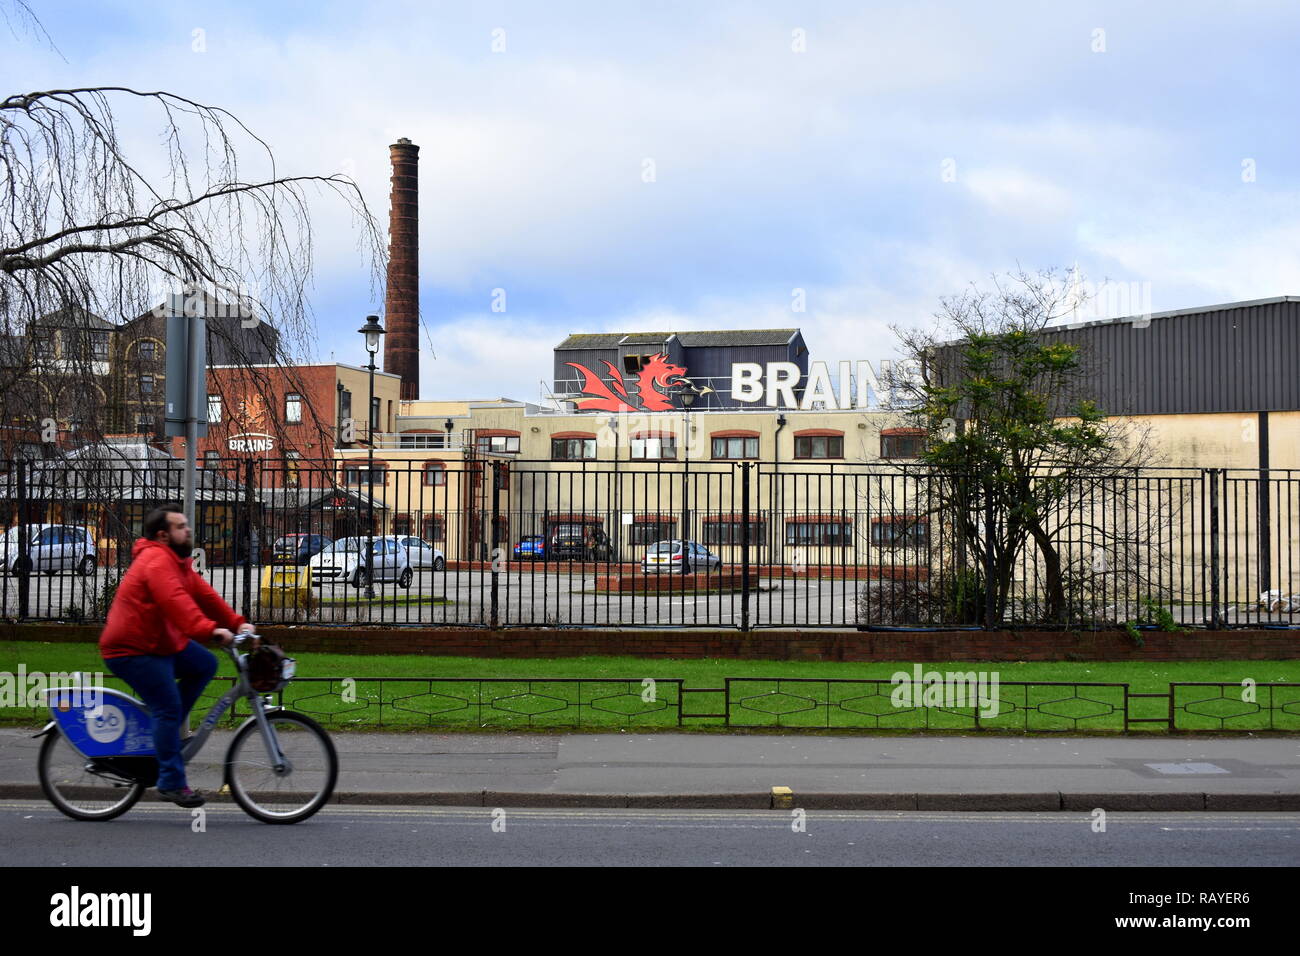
left=1041, top=296, right=1300, bottom=417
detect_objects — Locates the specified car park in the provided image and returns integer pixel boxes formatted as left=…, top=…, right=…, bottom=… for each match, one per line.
left=270, top=533, right=332, bottom=566
left=640, top=539, right=721, bottom=574
left=307, top=536, right=412, bottom=589
left=0, top=524, right=97, bottom=575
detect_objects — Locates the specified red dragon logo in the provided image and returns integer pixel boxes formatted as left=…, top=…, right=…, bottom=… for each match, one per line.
left=565, top=352, right=689, bottom=412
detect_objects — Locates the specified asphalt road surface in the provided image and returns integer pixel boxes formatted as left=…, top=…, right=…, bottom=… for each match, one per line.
left=2, top=801, right=1297, bottom=866
left=4, top=566, right=1297, bottom=628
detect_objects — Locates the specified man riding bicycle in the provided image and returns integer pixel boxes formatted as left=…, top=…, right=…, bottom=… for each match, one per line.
left=99, top=504, right=256, bottom=808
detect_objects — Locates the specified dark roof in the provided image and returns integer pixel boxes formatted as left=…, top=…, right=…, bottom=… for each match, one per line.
left=556, top=329, right=798, bottom=350
left=258, top=487, right=385, bottom=511
left=33, top=306, right=114, bottom=330
left=938, top=296, right=1300, bottom=416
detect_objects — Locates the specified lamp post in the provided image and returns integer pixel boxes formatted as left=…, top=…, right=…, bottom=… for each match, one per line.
left=681, top=391, right=695, bottom=549
left=608, top=415, right=620, bottom=562
left=358, top=314, right=385, bottom=599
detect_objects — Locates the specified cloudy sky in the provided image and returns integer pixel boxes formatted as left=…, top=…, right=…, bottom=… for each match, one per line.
left=9, top=1, right=1300, bottom=401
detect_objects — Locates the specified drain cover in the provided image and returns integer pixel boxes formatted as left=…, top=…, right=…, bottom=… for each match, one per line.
left=1143, top=762, right=1230, bottom=775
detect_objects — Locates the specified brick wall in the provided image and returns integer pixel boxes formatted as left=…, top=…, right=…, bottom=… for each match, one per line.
left=6, top=622, right=1298, bottom=661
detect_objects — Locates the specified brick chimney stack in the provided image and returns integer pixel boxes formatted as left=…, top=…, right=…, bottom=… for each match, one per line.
left=383, top=138, right=419, bottom=400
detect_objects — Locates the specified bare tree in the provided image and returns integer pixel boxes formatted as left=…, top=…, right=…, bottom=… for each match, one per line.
left=0, top=84, right=385, bottom=454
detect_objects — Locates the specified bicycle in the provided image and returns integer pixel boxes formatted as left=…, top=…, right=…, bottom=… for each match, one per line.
left=35, top=634, right=338, bottom=824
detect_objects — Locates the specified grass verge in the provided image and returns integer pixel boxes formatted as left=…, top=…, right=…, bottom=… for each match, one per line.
left=3, top=640, right=1297, bottom=734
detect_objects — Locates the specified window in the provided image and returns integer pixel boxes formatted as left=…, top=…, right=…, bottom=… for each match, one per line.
left=423, top=462, right=446, bottom=486
left=399, top=434, right=448, bottom=449
left=135, top=413, right=154, bottom=434
left=343, top=464, right=387, bottom=487
left=140, top=374, right=154, bottom=395
left=34, top=335, right=54, bottom=359
left=493, top=463, right=510, bottom=490
left=339, top=389, right=352, bottom=426
left=285, top=451, right=302, bottom=488
left=138, top=340, right=157, bottom=360
left=786, top=519, right=852, bottom=546
left=91, top=333, right=110, bottom=360
left=422, top=516, right=446, bottom=542
left=204, top=451, right=221, bottom=469
left=476, top=435, right=520, bottom=454
left=370, top=397, right=380, bottom=431
left=703, top=519, right=767, bottom=546
left=285, top=393, right=302, bottom=424
left=393, top=515, right=412, bottom=536
left=207, top=395, right=222, bottom=423
left=794, top=434, right=843, bottom=459
left=622, top=354, right=645, bottom=373
left=630, top=521, right=676, bottom=545
left=871, top=516, right=929, bottom=547
left=552, top=437, right=596, bottom=460
left=630, top=435, right=677, bottom=460
left=880, top=429, right=925, bottom=459
left=711, top=436, right=759, bottom=459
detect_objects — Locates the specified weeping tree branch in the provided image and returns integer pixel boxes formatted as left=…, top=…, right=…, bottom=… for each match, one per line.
left=0, top=85, right=386, bottom=459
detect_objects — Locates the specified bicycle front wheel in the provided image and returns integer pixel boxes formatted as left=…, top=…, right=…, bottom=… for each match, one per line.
left=38, top=730, right=145, bottom=822
left=224, top=711, right=337, bottom=824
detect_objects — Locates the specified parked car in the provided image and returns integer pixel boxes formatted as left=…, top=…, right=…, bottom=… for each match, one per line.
left=640, top=539, right=721, bottom=574
left=270, top=533, right=332, bottom=566
left=0, top=524, right=97, bottom=576
left=513, top=535, right=546, bottom=560
left=547, top=524, right=613, bottom=560
left=308, top=536, right=412, bottom=589
left=548, top=523, right=590, bottom=559
left=393, top=535, right=445, bottom=571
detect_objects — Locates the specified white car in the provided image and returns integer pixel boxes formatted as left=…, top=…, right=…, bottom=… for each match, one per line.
left=394, top=535, right=446, bottom=571
left=308, top=536, right=412, bottom=589
left=0, top=524, right=97, bottom=576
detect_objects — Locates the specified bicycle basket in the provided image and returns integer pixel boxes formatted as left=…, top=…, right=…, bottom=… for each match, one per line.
left=247, top=643, right=296, bottom=692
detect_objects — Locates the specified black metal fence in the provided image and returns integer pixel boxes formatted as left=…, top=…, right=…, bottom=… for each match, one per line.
left=8, top=676, right=1298, bottom=733
left=1, top=456, right=1298, bottom=630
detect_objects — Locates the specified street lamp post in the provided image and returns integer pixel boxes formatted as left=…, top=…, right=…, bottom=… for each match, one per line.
left=608, top=415, right=620, bottom=562
left=681, top=391, right=695, bottom=549
left=358, top=314, right=385, bottom=600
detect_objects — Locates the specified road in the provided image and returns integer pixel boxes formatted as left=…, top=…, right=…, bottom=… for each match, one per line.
left=1, top=800, right=1296, bottom=866
left=4, top=565, right=1298, bottom=628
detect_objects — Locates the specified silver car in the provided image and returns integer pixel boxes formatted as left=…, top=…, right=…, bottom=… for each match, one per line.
left=395, top=535, right=446, bottom=571
left=640, top=540, right=722, bottom=574
left=308, top=536, right=412, bottom=589
left=0, top=524, right=97, bottom=576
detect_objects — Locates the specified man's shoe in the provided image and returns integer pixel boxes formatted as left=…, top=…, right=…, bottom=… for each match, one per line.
left=157, top=787, right=205, bottom=808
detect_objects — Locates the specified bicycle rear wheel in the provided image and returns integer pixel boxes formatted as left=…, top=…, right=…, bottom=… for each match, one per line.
left=224, top=711, right=337, bottom=824
left=37, top=731, right=145, bottom=821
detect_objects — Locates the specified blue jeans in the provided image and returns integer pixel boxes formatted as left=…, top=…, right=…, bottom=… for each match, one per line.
left=104, top=640, right=218, bottom=791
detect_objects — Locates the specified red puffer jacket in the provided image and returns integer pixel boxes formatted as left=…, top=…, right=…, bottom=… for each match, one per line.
left=100, top=538, right=246, bottom=659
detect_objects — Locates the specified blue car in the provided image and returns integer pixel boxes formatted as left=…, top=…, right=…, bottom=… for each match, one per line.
left=513, top=535, right=546, bottom=560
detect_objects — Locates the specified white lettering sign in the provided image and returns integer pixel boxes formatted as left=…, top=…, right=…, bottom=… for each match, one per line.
left=729, top=360, right=922, bottom=410
left=227, top=433, right=276, bottom=453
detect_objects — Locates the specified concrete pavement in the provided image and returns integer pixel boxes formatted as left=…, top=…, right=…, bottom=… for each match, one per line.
left=3, top=728, right=1299, bottom=810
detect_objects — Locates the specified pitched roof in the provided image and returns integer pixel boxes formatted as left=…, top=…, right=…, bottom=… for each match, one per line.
left=556, top=329, right=799, bottom=350
left=33, top=306, right=115, bottom=330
